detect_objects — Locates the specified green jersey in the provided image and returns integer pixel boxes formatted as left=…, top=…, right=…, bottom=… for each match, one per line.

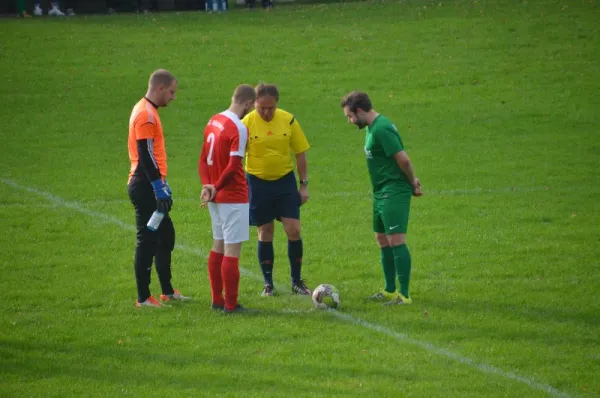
left=364, top=115, right=412, bottom=200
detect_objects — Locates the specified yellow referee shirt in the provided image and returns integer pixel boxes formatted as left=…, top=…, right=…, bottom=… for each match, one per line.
left=242, top=108, right=310, bottom=180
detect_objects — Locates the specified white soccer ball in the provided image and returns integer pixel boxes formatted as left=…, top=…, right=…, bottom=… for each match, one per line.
left=311, top=284, right=340, bottom=309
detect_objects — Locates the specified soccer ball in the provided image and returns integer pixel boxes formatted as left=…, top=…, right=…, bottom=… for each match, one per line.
left=311, top=284, right=340, bottom=309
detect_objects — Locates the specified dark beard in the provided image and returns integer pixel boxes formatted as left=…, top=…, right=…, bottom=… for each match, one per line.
left=356, top=120, right=367, bottom=129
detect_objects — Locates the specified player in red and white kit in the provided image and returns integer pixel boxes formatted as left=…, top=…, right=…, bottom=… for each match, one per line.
left=198, top=84, right=256, bottom=313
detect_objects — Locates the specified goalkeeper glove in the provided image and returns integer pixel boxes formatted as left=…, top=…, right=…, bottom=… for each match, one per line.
left=151, top=179, right=173, bottom=214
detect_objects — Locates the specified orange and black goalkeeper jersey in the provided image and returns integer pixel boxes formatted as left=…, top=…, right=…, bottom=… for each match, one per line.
left=127, top=97, right=168, bottom=184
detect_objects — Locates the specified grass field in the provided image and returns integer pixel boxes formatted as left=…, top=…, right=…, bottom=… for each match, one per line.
left=1, top=0, right=599, bottom=396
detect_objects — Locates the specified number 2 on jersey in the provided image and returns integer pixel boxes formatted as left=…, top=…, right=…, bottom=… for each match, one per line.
left=206, top=133, right=215, bottom=166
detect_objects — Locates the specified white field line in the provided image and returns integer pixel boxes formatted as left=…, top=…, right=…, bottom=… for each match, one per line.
left=331, top=310, right=571, bottom=398
left=0, top=177, right=571, bottom=398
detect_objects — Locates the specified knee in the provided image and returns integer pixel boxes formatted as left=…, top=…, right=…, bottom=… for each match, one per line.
left=258, top=223, right=274, bottom=241
left=212, top=240, right=224, bottom=253
left=285, top=226, right=301, bottom=241
left=283, top=219, right=301, bottom=240
left=388, top=234, right=406, bottom=247
left=375, top=234, right=389, bottom=248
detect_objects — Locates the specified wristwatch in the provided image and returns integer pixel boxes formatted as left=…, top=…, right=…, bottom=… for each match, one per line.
left=299, top=179, right=309, bottom=186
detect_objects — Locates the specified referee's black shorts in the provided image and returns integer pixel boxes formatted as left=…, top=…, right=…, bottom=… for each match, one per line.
left=246, top=171, right=300, bottom=227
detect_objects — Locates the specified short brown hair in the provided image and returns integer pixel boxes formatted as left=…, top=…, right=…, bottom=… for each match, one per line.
left=149, top=69, right=176, bottom=89
left=341, top=91, right=372, bottom=113
left=255, top=83, right=279, bottom=101
left=233, top=84, right=256, bottom=104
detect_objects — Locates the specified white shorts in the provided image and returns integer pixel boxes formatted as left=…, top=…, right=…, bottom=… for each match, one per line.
left=207, top=202, right=250, bottom=244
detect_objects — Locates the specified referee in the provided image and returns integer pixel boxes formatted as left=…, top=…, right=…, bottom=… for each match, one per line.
left=127, top=69, right=189, bottom=308
left=242, top=83, right=312, bottom=297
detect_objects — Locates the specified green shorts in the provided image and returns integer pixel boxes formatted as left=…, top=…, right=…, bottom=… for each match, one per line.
left=373, top=195, right=411, bottom=235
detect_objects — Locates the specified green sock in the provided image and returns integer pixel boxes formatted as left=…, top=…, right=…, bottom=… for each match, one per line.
left=380, top=246, right=396, bottom=293
left=392, top=244, right=411, bottom=298
left=17, top=0, right=25, bottom=14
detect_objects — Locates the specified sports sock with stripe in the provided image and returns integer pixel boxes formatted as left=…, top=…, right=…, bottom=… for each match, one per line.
left=258, top=241, right=274, bottom=285
left=288, top=239, right=303, bottom=283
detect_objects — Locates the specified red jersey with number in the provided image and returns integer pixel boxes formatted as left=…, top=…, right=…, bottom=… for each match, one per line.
left=199, top=110, right=249, bottom=203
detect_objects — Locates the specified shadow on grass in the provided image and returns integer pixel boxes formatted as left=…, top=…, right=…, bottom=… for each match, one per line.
left=0, top=338, right=398, bottom=394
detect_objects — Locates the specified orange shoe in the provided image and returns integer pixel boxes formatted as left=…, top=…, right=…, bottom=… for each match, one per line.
left=160, top=289, right=191, bottom=302
left=136, top=296, right=162, bottom=308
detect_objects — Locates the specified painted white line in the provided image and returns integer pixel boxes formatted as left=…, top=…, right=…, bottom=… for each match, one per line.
left=281, top=308, right=315, bottom=314
left=0, top=178, right=264, bottom=282
left=331, top=310, right=571, bottom=398
left=1, top=179, right=134, bottom=231
left=0, top=177, right=572, bottom=398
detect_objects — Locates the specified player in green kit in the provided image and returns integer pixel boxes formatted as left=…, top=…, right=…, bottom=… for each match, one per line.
left=341, top=91, right=423, bottom=305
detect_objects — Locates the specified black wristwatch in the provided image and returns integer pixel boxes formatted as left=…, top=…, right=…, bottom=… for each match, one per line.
left=299, top=179, right=309, bottom=186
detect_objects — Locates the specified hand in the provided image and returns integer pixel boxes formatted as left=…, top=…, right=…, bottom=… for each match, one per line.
left=200, top=184, right=217, bottom=208
left=412, top=178, right=423, bottom=197
left=164, top=180, right=172, bottom=196
left=151, top=179, right=173, bottom=214
left=299, top=185, right=309, bottom=205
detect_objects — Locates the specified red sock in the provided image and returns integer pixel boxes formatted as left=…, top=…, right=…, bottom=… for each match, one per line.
left=222, top=256, right=240, bottom=311
left=208, top=250, right=224, bottom=306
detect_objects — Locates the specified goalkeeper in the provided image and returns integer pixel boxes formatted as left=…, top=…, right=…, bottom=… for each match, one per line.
left=127, top=69, right=189, bottom=308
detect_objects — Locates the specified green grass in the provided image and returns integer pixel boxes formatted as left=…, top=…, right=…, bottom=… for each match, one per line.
left=1, top=0, right=599, bottom=396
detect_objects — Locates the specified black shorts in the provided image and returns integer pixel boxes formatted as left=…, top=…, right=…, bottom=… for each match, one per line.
left=247, top=171, right=300, bottom=226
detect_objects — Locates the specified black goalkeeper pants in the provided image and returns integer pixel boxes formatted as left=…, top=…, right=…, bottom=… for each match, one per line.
left=128, top=176, right=175, bottom=302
